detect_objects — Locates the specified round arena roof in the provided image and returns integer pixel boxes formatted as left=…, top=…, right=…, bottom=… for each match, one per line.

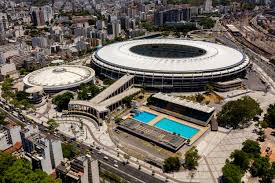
left=93, top=39, right=249, bottom=75
left=23, top=65, right=95, bottom=91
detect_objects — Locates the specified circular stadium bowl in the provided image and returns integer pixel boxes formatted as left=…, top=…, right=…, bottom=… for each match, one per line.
left=91, top=39, right=250, bottom=90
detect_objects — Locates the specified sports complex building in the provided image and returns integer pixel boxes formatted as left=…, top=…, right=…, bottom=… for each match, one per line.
left=91, top=39, right=250, bottom=90
left=23, top=65, right=95, bottom=93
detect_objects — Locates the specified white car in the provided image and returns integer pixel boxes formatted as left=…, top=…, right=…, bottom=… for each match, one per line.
left=113, top=164, right=118, bottom=168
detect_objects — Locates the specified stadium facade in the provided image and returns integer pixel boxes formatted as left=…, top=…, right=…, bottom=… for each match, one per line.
left=91, top=39, right=250, bottom=91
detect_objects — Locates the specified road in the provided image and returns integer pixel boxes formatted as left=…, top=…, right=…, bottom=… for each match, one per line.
left=0, top=101, right=165, bottom=183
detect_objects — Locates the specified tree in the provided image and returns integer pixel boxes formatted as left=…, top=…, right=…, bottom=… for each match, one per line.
left=250, top=156, right=270, bottom=177
left=0, top=152, right=59, bottom=183
left=220, top=0, right=231, bottom=6
left=140, top=21, right=156, bottom=32
left=217, top=96, right=262, bottom=129
left=16, top=91, right=29, bottom=101
left=0, top=112, right=7, bottom=125
left=88, top=19, right=96, bottom=25
left=122, top=96, right=133, bottom=107
left=103, top=78, right=115, bottom=85
left=260, top=167, right=275, bottom=183
left=62, top=143, right=80, bottom=160
left=77, top=83, right=100, bottom=100
left=47, top=119, right=59, bottom=132
left=222, top=163, right=243, bottom=183
left=195, top=93, right=204, bottom=103
left=223, top=139, right=275, bottom=183
left=123, top=154, right=130, bottom=164
left=241, top=2, right=256, bottom=10
left=20, top=68, right=29, bottom=75
left=257, top=129, right=266, bottom=142
left=204, top=84, right=214, bottom=94
left=269, top=59, right=275, bottom=65
left=184, top=147, right=199, bottom=170
left=200, top=17, right=216, bottom=29
left=163, top=156, right=181, bottom=172
left=263, top=103, right=275, bottom=128
left=52, top=92, right=74, bottom=111
left=230, top=150, right=250, bottom=171
left=242, top=140, right=261, bottom=158
left=173, top=31, right=181, bottom=38
left=162, top=31, right=170, bottom=37
left=0, top=152, right=16, bottom=177
left=3, top=159, right=58, bottom=183
left=114, top=117, right=122, bottom=124
left=1, top=77, right=14, bottom=99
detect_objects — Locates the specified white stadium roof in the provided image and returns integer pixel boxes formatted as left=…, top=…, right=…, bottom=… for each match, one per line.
left=23, top=65, right=95, bottom=91
left=94, top=39, right=247, bottom=74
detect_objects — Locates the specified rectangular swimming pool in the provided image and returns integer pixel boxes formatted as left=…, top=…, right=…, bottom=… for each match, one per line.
left=154, top=118, right=199, bottom=139
left=133, top=111, right=157, bottom=124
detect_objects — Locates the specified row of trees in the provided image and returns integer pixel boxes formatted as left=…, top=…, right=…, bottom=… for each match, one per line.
left=222, top=140, right=275, bottom=183
left=1, top=78, right=32, bottom=109
left=163, top=147, right=199, bottom=172
left=0, top=152, right=59, bottom=183
left=140, top=20, right=198, bottom=35
left=263, top=103, right=275, bottom=128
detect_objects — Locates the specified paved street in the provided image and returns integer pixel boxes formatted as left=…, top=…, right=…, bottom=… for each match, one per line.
left=0, top=104, right=166, bottom=183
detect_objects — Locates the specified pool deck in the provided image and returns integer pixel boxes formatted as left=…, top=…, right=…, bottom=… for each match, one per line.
left=127, top=106, right=209, bottom=144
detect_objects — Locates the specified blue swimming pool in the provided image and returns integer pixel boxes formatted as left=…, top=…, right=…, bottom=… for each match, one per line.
left=133, top=111, right=157, bottom=124
left=154, top=118, right=199, bottom=139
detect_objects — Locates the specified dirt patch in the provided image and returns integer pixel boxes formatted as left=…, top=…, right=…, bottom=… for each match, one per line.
left=261, top=128, right=275, bottom=161
left=203, top=92, right=224, bottom=104
left=180, top=92, right=223, bottom=104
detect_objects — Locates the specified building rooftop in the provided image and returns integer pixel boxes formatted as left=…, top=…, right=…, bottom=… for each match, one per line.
left=23, top=65, right=95, bottom=91
left=94, top=39, right=247, bottom=73
left=226, top=24, right=240, bottom=33
left=90, top=74, right=134, bottom=104
left=118, top=118, right=186, bottom=151
left=100, top=88, right=140, bottom=107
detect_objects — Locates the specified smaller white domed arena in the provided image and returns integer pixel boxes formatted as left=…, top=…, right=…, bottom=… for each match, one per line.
left=23, top=65, right=95, bottom=92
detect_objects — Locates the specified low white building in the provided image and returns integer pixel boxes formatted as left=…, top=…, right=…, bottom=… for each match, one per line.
left=0, top=123, right=22, bottom=151
left=0, top=63, right=19, bottom=79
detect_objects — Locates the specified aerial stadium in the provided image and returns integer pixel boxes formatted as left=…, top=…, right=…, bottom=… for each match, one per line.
left=23, top=65, right=95, bottom=92
left=91, top=39, right=250, bottom=90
